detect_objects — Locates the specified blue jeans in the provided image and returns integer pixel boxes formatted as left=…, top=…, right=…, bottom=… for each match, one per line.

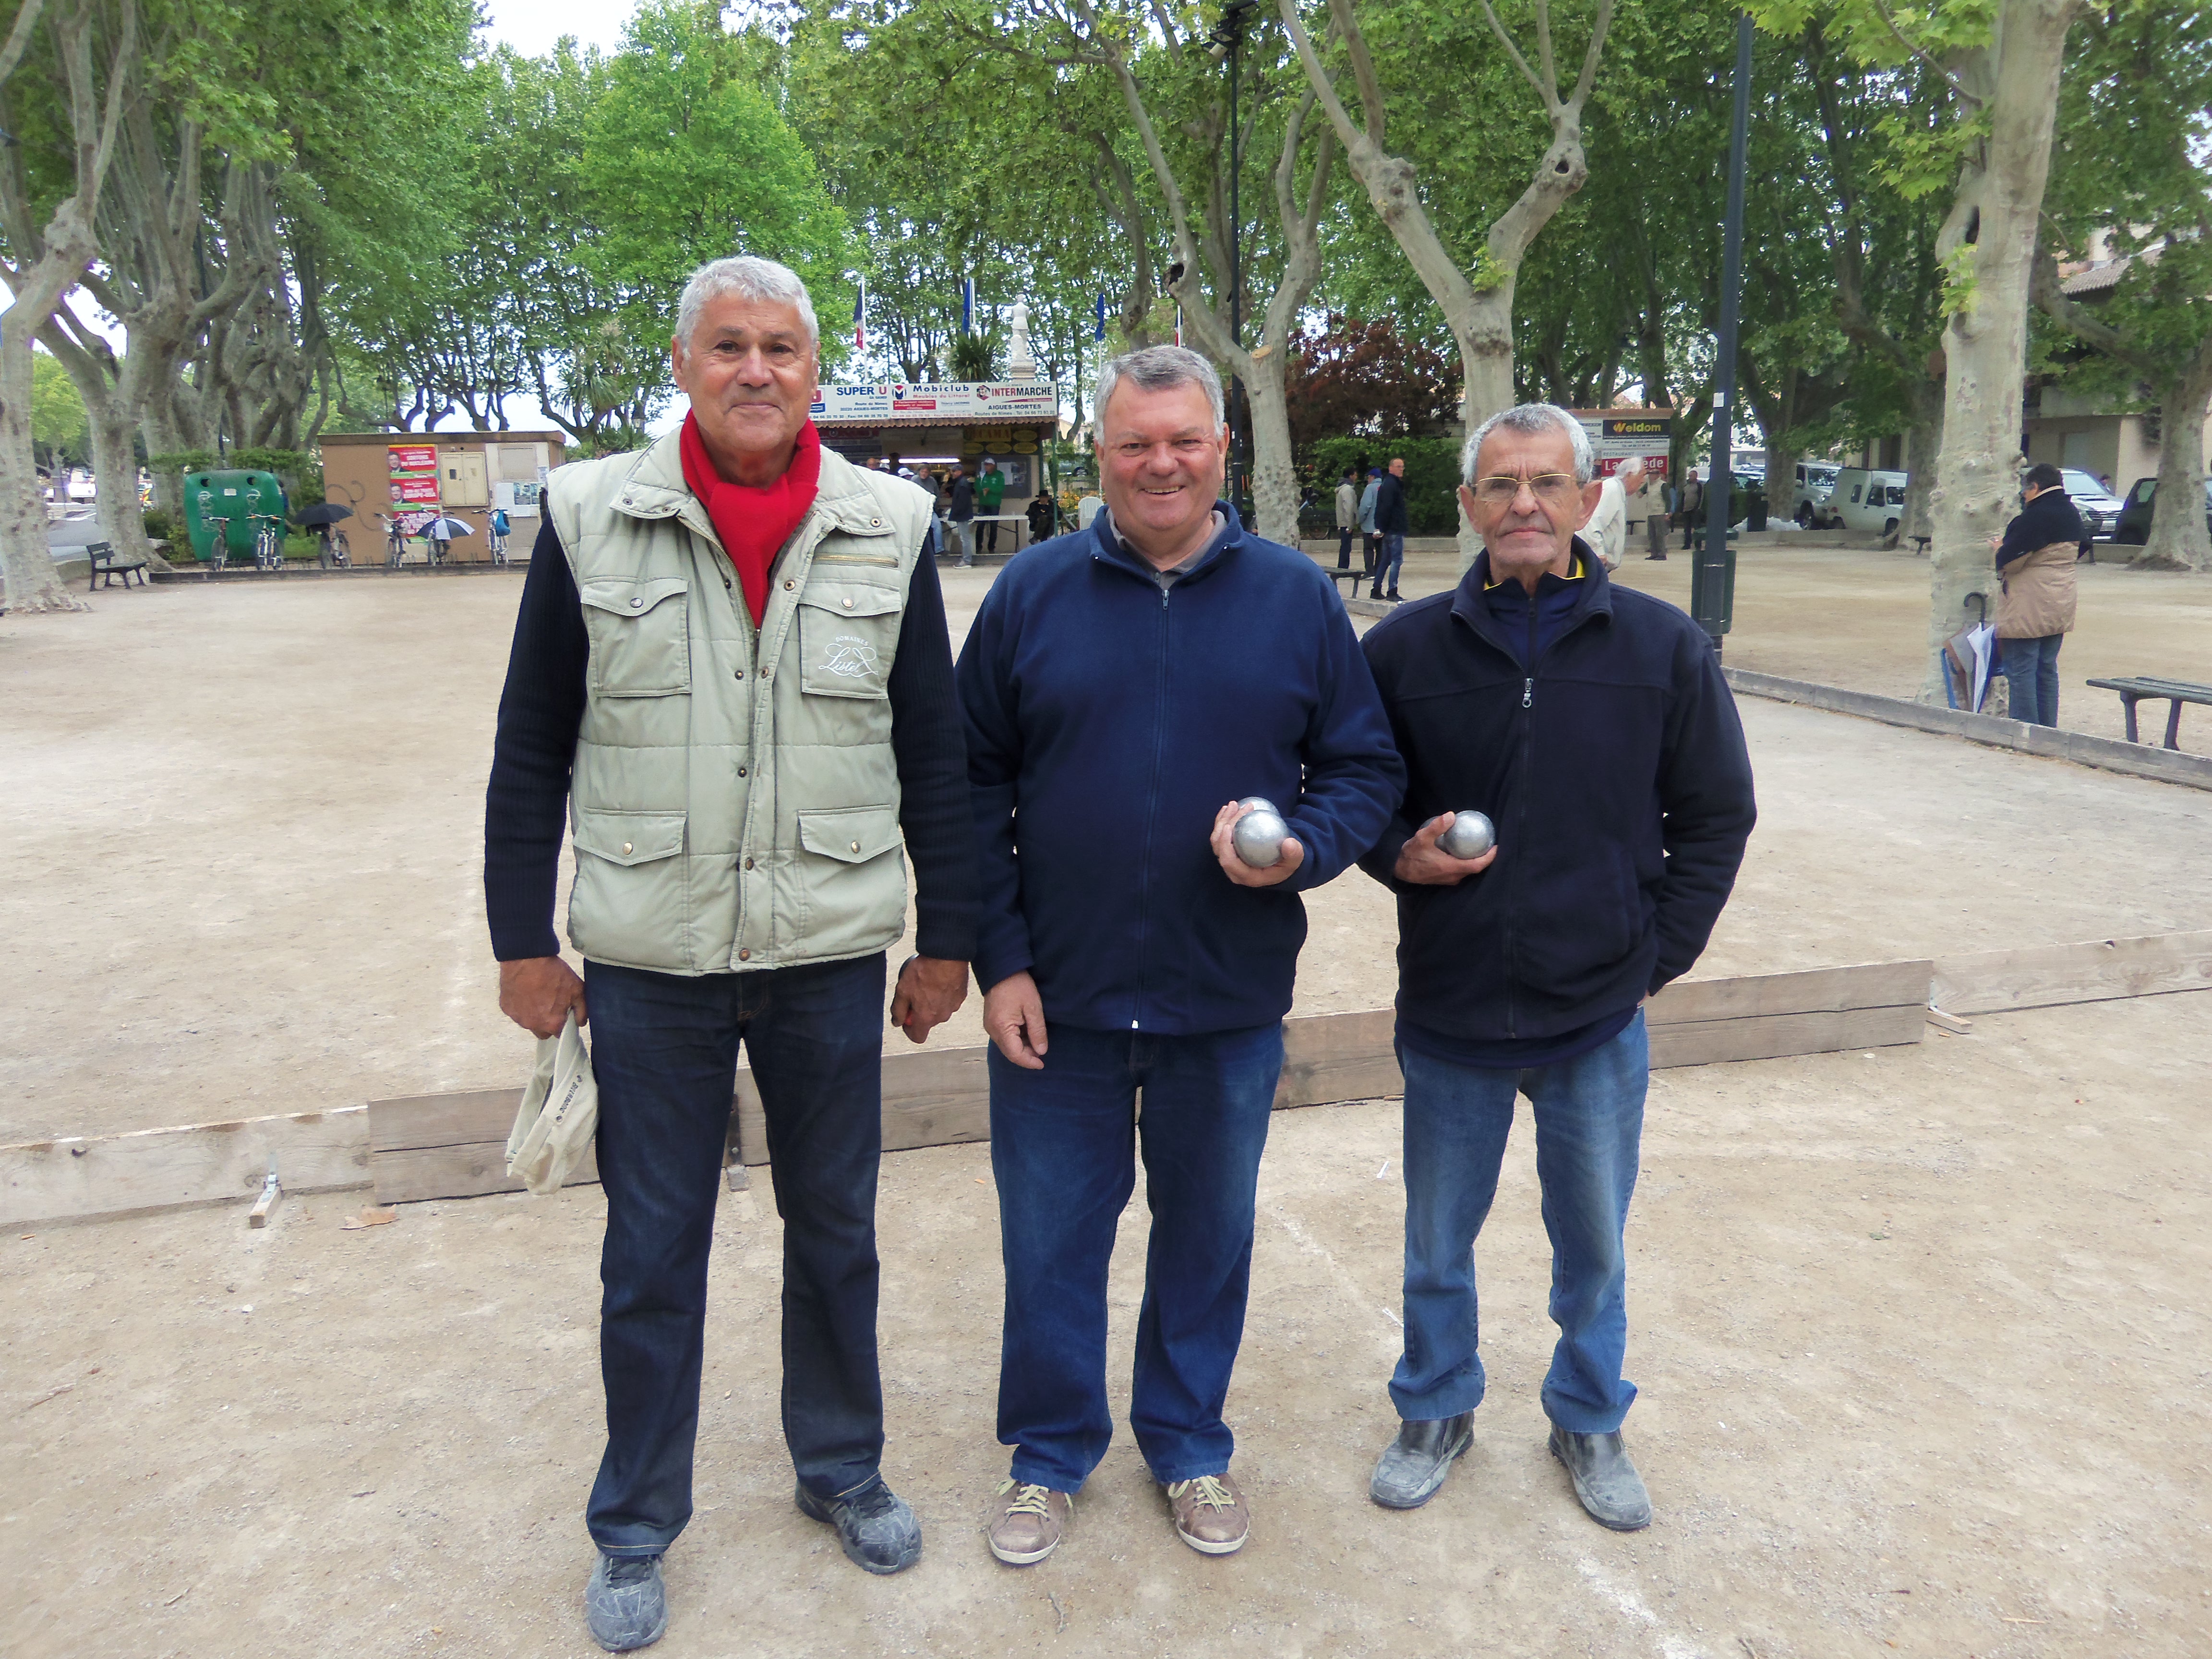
left=990, top=1021, right=1285, bottom=1491
left=1375, top=532, right=1405, bottom=592
left=2002, top=633, right=2063, bottom=726
left=583, top=953, right=889, bottom=1555
left=1392, top=1012, right=1648, bottom=1434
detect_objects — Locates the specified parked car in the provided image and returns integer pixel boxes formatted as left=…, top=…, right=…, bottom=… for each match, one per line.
left=2057, top=468, right=2126, bottom=539
left=2113, top=475, right=2212, bottom=544
left=1791, top=460, right=1842, bottom=527
left=1828, top=468, right=1910, bottom=537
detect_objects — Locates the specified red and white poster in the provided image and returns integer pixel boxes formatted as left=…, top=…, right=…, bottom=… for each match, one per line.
left=387, top=443, right=438, bottom=475
left=390, top=475, right=441, bottom=504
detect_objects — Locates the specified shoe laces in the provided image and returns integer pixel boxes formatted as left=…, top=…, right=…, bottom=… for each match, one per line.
left=1167, top=1475, right=1236, bottom=1512
left=603, top=1554, right=659, bottom=1586
left=996, top=1480, right=1064, bottom=1519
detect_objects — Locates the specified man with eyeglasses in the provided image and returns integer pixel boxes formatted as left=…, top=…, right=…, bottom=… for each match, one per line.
left=1355, top=402, right=1755, bottom=1531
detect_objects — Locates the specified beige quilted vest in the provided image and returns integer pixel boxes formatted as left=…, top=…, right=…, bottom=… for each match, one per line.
left=547, top=433, right=934, bottom=975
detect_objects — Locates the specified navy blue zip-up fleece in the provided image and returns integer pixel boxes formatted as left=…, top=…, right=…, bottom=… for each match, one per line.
left=1357, top=541, right=1756, bottom=1043
left=958, top=504, right=1405, bottom=1035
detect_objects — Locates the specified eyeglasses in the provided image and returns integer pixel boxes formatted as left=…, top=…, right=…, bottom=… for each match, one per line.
left=1471, top=473, right=1581, bottom=506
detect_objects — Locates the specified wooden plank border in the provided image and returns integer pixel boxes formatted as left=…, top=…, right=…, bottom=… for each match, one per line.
left=19, top=936, right=2208, bottom=1224
left=1722, top=667, right=2212, bottom=792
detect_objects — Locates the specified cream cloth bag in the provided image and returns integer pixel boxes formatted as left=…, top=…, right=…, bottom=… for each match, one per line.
left=505, top=1010, right=600, bottom=1195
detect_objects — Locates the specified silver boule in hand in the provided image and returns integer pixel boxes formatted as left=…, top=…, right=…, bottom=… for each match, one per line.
left=1236, top=797, right=1277, bottom=816
left=1439, top=810, right=1495, bottom=860
left=1231, top=805, right=1290, bottom=868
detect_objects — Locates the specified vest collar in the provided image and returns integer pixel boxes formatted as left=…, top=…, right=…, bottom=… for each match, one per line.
left=612, top=429, right=890, bottom=541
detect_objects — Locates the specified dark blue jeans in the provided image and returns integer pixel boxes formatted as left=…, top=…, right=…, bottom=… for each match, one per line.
left=1375, top=532, right=1406, bottom=592
left=2002, top=633, right=2063, bottom=726
left=1391, top=1012, right=1648, bottom=1434
left=990, top=1021, right=1285, bottom=1491
left=583, top=953, right=888, bottom=1555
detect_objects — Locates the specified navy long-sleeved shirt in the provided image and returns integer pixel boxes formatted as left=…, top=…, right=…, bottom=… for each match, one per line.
left=956, top=504, right=1405, bottom=1035
left=484, top=516, right=978, bottom=964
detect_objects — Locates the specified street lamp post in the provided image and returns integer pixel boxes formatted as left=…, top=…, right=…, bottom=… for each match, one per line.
left=1693, top=11, right=1755, bottom=659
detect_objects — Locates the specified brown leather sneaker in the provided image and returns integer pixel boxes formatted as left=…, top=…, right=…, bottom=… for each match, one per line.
left=987, top=1479, right=1074, bottom=1565
left=1161, top=1472, right=1250, bottom=1555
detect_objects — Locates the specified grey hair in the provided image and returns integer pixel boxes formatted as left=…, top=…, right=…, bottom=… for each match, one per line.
left=673, top=255, right=820, bottom=357
left=1094, top=345, right=1225, bottom=430
left=1462, top=402, right=1595, bottom=485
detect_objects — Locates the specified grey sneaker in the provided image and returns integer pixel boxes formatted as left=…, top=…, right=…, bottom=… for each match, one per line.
left=1548, top=1426, right=1652, bottom=1530
left=987, top=1479, right=1074, bottom=1565
left=585, top=1552, right=666, bottom=1653
left=794, top=1474, right=924, bottom=1574
left=1369, top=1411, right=1475, bottom=1509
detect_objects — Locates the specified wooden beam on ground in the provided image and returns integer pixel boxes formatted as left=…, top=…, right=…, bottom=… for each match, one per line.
left=1645, top=958, right=1932, bottom=1067
left=0, top=1107, right=370, bottom=1228
left=1722, top=667, right=2212, bottom=792
left=1930, top=930, right=2212, bottom=1016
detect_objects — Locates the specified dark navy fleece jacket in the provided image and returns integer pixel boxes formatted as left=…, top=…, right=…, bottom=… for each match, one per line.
left=1358, top=542, right=1756, bottom=1044
left=956, top=505, right=1405, bottom=1035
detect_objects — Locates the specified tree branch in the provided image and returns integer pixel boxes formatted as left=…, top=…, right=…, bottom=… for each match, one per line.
left=1480, top=0, right=1554, bottom=110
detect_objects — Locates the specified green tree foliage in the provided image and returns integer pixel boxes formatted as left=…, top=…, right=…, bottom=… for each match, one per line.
left=30, top=349, right=87, bottom=464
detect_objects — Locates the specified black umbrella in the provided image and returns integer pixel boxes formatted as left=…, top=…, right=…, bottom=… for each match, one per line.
left=294, top=502, right=354, bottom=527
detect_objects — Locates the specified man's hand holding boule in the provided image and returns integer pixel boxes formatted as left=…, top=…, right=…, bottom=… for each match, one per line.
left=1393, top=812, right=1501, bottom=886
left=501, top=956, right=588, bottom=1037
left=891, top=955, right=969, bottom=1043
left=1209, top=801, right=1305, bottom=888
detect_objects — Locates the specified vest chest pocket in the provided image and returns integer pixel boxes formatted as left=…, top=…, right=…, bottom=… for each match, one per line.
left=797, top=585, right=902, bottom=700
left=580, top=577, right=691, bottom=696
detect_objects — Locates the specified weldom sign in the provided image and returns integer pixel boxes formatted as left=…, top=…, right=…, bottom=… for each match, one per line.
left=810, top=382, right=1058, bottom=423
left=1575, top=413, right=1672, bottom=479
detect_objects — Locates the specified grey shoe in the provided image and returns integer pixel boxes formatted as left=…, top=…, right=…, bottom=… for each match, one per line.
left=1370, top=1411, right=1475, bottom=1509
left=1548, top=1426, right=1652, bottom=1530
left=795, top=1475, right=924, bottom=1574
left=585, top=1552, right=666, bottom=1652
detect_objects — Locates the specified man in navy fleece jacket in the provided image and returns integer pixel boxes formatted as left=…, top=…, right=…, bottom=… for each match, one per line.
left=956, top=346, right=1403, bottom=1566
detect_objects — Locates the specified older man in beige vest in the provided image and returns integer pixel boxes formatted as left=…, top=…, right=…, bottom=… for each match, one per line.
left=484, top=256, right=976, bottom=1651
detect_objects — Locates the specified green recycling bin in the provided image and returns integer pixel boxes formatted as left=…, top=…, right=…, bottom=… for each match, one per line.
left=183, top=469, right=290, bottom=565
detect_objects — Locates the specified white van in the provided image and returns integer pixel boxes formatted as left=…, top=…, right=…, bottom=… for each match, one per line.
left=1791, top=461, right=1841, bottom=526
left=1828, top=469, right=1909, bottom=537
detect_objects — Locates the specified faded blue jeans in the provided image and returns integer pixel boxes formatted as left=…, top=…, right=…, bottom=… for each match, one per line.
left=1374, top=532, right=1406, bottom=594
left=583, top=953, right=889, bottom=1556
left=1390, top=1012, right=1648, bottom=1434
left=989, top=1021, right=1285, bottom=1492
left=2002, top=632, right=2063, bottom=726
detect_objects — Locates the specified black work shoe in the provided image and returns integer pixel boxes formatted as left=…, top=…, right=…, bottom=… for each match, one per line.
left=1548, top=1426, right=1652, bottom=1530
left=586, top=1552, right=667, bottom=1652
left=795, top=1475, right=924, bottom=1574
left=1369, top=1411, right=1474, bottom=1509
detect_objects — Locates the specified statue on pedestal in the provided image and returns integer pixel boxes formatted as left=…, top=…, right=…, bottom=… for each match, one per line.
left=1008, top=299, right=1036, bottom=381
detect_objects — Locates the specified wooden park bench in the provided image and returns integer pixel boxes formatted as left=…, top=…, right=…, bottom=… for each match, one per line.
left=1325, top=566, right=1367, bottom=598
left=2085, top=676, right=2212, bottom=751
left=85, top=540, right=149, bottom=590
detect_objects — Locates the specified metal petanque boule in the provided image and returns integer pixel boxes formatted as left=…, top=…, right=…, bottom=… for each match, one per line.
left=1439, top=810, right=1495, bottom=860
left=1236, top=796, right=1278, bottom=816
left=1231, top=805, right=1290, bottom=868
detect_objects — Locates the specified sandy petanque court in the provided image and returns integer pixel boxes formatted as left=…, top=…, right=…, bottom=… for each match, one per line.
left=4, top=561, right=2211, bottom=1657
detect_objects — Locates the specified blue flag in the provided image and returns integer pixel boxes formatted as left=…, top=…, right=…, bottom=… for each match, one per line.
left=1094, top=291, right=1107, bottom=342
left=961, top=277, right=974, bottom=337
left=853, top=279, right=865, bottom=351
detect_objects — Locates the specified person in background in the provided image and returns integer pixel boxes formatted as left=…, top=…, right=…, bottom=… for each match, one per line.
left=1990, top=461, right=2082, bottom=728
left=1335, top=469, right=1358, bottom=569
left=977, top=456, right=1008, bottom=556
left=1357, top=401, right=1755, bottom=1533
left=1358, top=466, right=1382, bottom=593
left=1581, top=457, right=1646, bottom=571
left=1372, top=457, right=1410, bottom=601
left=948, top=463, right=978, bottom=566
left=1677, top=469, right=1704, bottom=551
left=1026, top=490, right=1057, bottom=547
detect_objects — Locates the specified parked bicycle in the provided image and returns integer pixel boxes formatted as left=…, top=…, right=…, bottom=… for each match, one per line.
left=318, top=527, right=352, bottom=569
left=385, top=516, right=407, bottom=568
left=251, top=516, right=286, bottom=573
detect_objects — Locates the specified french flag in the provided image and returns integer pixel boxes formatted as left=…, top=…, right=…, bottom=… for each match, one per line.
left=853, top=279, right=866, bottom=352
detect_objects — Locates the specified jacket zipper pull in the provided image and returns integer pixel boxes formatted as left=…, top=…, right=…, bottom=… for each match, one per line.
left=1522, top=677, right=1534, bottom=709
